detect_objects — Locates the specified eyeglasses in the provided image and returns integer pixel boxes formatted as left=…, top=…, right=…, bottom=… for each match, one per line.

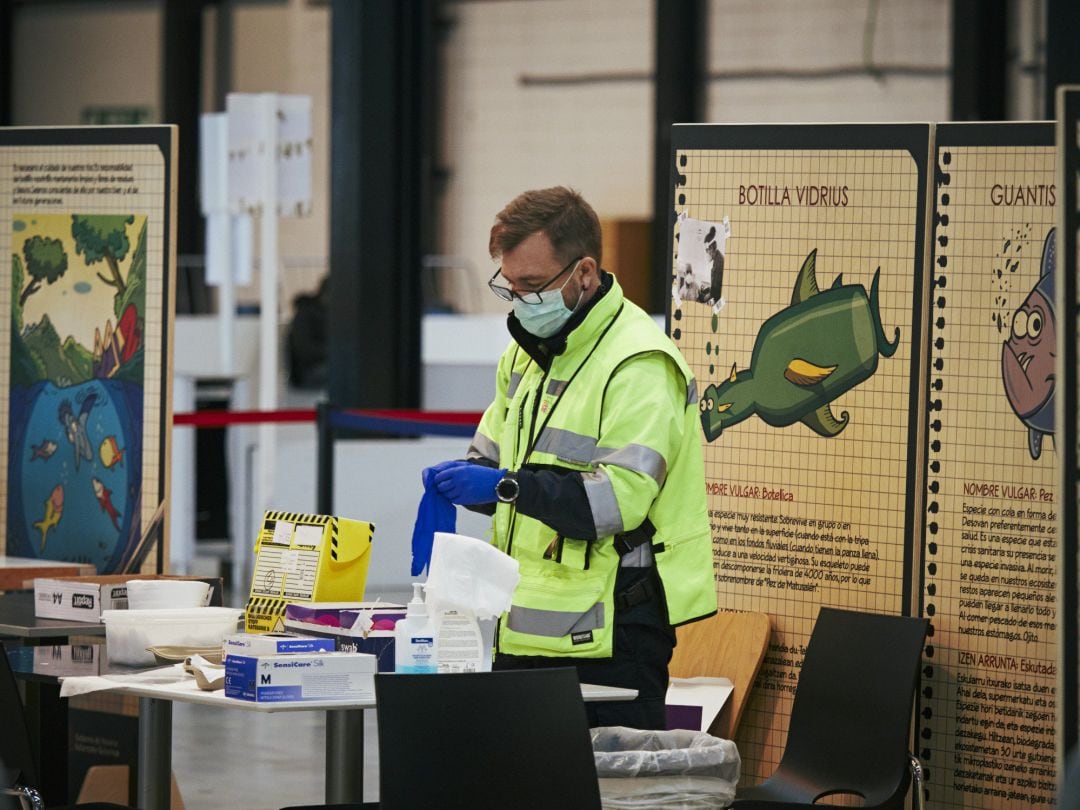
left=488, top=256, right=584, bottom=304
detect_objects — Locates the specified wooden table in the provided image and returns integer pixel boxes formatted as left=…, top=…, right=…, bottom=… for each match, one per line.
left=0, top=555, right=95, bottom=591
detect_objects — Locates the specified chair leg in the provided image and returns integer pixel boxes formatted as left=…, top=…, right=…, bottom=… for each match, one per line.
left=909, top=754, right=925, bottom=810
left=4, top=786, right=45, bottom=810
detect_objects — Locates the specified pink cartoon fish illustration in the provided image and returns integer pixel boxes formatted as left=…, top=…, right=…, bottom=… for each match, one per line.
left=91, top=477, right=121, bottom=530
left=30, top=439, right=58, bottom=462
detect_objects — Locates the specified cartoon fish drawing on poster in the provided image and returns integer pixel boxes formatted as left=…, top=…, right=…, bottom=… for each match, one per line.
left=99, top=435, right=124, bottom=468
left=699, top=249, right=899, bottom=441
left=91, top=477, right=121, bottom=530
left=33, top=484, right=64, bottom=551
left=58, top=391, right=97, bottom=470
left=1002, top=228, right=1056, bottom=460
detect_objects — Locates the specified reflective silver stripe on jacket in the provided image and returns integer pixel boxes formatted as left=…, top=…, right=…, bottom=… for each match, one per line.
left=506, top=602, right=605, bottom=637
left=506, top=372, right=523, bottom=399
left=583, top=470, right=624, bottom=537
left=619, top=543, right=654, bottom=568
left=686, top=379, right=698, bottom=407
left=533, top=427, right=596, bottom=464
left=466, top=432, right=500, bottom=463
left=546, top=378, right=568, bottom=396
left=593, top=444, right=667, bottom=487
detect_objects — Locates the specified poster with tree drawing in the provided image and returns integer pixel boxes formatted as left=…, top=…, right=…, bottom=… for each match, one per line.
left=0, top=127, right=176, bottom=573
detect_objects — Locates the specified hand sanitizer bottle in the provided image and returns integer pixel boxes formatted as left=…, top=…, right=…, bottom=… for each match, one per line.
left=395, top=583, right=437, bottom=673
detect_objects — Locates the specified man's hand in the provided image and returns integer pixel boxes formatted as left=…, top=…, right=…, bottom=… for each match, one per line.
left=421, top=459, right=467, bottom=489
left=433, top=462, right=505, bottom=505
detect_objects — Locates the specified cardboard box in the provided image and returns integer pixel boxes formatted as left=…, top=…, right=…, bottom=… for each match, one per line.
left=34, top=575, right=223, bottom=621
left=222, top=632, right=335, bottom=661
left=224, top=651, right=376, bottom=702
left=244, top=512, right=375, bottom=634
left=283, top=602, right=405, bottom=672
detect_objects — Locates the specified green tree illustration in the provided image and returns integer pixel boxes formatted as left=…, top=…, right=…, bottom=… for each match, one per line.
left=71, top=214, right=134, bottom=297
left=20, top=235, right=69, bottom=306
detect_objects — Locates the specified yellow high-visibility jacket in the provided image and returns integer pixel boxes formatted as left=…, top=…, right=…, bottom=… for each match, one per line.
left=469, top=276, right=717, bottom=658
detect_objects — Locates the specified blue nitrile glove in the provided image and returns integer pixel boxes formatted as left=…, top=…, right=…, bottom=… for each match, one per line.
left=433, top=462, right=505, bottom=506
left=422, top=459, right=466, bottom=485
left=411, top=464, right=458, bottom=576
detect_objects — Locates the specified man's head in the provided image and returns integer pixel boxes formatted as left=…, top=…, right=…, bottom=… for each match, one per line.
left=488, top=187, right=602, bottom=315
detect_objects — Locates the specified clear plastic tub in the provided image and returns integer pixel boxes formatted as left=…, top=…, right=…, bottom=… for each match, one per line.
left=103, top=607, right=243, bottom=666
left=591, top=726, right=740, bottom=809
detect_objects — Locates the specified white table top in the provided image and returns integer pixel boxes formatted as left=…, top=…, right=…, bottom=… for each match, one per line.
left=84, top=672, right=637, bottom=712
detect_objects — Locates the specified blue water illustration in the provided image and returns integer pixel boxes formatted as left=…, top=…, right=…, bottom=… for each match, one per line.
left=8, top=379, right=143, bottom=572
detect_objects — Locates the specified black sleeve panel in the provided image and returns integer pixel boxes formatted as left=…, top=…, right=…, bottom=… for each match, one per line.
left=515, top=464, right=599, bottom=541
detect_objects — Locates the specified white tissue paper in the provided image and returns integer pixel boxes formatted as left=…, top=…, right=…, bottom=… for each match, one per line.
left=425, top=532, right=520, bottom=620
left=59, top=662, right=189, bottom=699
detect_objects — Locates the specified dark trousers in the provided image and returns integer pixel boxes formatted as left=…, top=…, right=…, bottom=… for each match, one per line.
left=494, top=569, right=675, bottom=730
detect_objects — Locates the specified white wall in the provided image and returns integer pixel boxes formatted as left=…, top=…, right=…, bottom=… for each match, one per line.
left=230, top=0, right=331, bottom=268
left=438, top=0, right=655, bottom=313
left=7, top=0, right=993, bottom=320
left=437, top=0, right=953, bottom=313
left=703, top=0, right=950, bottom=123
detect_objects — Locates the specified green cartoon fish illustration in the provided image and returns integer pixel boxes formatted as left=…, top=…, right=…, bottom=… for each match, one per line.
left=700, top=249, right=899, bottom=441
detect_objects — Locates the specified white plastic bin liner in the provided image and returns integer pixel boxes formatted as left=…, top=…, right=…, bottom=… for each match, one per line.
left=591, top=726, right=740, bottom=809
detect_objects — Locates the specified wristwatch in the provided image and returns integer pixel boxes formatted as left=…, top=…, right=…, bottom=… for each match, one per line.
left=495, top=471, right=520, bottom=504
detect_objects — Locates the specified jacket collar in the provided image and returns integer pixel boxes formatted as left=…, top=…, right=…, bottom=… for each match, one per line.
left=508, top=271, right=623, bottom=370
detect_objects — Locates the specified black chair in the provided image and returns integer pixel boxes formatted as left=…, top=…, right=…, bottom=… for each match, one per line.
left=283, top=667, right=601, bottom=810
left=1, top=643, right=132, bottom=810
left=376, top=667, right=601, bottom=810
left=731, top=607, right=929, bottom=810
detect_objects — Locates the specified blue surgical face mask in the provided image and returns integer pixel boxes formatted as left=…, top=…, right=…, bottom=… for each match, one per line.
left=513, top=272, right=584, bottom=338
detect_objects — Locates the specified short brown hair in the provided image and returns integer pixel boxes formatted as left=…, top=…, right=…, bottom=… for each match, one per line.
left=489, top=186, right=602, bottom=267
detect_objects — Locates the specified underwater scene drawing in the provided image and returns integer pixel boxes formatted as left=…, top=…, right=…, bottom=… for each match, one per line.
left=8, top=213, right=147, bottom=572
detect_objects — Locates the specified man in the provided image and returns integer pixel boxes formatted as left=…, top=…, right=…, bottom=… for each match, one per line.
left=427, top=186, right=716, bottom=729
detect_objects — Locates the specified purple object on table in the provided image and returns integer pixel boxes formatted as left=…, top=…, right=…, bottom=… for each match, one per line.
left=666, top=703, right=704, bottom=732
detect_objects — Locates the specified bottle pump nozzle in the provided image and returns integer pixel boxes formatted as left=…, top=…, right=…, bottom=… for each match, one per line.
left=407, top=582, right=428, bottom=617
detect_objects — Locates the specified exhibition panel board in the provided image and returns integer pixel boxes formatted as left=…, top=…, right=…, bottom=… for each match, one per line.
left=0, top=127, right=177, bottom=574
left=668, top=123, right=932, bottom=785
left=1056, top=87, right=1080, bottom=776
left=924, top=122, right=1059, bottom=807
left=668, top=121, right=1075, bottom=807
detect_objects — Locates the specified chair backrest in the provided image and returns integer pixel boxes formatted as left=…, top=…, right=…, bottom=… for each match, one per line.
left=0, top=642, right=39, bottom=807
left=375, top=668, right=601, bottom=810
left=781, top=607, right=928, bottom=804
left=668, top=610, right=771, bottom=739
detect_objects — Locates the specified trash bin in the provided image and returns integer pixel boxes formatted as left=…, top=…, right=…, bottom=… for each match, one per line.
left=591, top=726, right=740, bottom=809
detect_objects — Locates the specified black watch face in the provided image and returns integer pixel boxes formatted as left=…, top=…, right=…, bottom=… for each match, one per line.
left=497, top=477, right=518, bottom=501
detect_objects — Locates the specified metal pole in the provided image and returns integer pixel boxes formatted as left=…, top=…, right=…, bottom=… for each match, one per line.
left=258, top=93, right=280, bottom=518
left=324, top=708, right=365, bottom=803
left=137, top=697, right=172, bottom=810
left=317, top=401, right=335, bottom=515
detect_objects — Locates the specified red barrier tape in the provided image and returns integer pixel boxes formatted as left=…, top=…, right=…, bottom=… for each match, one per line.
left=174, top=409, right=316, bottom=427
left=173, top=408, right=485, bottom=428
